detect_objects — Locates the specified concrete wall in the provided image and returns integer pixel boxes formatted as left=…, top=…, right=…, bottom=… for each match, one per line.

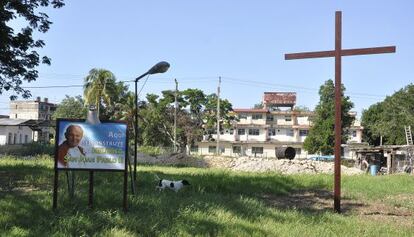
left=10, top=100, right=55, bottom=120
left=193, top=142, right=310, bottom=159
left=0, top=126, right=34, bottom=145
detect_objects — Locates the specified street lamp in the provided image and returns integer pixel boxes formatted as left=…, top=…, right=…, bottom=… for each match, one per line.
left=134, top=61, right=170, bottom=181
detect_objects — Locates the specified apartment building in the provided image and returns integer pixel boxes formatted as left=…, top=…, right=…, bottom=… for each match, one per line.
left=3, top=97, right=56, bottom=143
left=193, top=92, right=363, bottom=159
left=9, top=97, right=56, bottom=120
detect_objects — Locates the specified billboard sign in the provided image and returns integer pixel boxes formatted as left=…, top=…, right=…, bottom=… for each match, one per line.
left=55, top=119, right=127, bottom=170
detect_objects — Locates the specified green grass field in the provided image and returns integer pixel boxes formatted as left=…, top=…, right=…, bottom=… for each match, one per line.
left=1, top=155, right=413, bottom=236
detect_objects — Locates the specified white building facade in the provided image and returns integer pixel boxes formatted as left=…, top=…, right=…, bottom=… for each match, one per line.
left=193, top=92, right=363, bottom=159
left=0, top=119, right=39, bottom=145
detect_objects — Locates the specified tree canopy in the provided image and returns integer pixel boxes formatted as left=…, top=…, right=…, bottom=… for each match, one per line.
left=362, top=84, right=414, bottom=145
left=0, top=0, right=64, bottom=99
left=303, top=79, right=354, bottom=155
left=52, top=95, right=87, bottom=120
left=135, top=89, right=235, bottom=151
left=83, top=68, right=118, bottom=116
left=77, top=69, right=236, bottom=151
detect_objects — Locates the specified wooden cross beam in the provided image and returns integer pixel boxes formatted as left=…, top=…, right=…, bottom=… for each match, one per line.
left=285, top=11, right=395, bottom=213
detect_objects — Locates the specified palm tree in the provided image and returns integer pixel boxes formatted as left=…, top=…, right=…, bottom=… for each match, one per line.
left=112, top=92, right=135, bottom=129
left=83, top=68, right=117, bottom=114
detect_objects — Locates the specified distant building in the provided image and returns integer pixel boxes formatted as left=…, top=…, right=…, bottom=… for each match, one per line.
left=192, top=92, right=363, bottom=159
left=0, top=119, right=47, bottom=145
left=0, top=97, right=57, bottom=144
left=9, top=97, right=56, bottom=120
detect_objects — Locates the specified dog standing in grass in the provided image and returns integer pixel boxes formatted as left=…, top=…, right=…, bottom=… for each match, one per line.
left=154, top=174, right=190, bottom=192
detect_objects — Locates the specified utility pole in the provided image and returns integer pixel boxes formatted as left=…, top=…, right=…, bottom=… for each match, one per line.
left=174, top=78, right=178, bottom=152
left=216, top=76, right=221, bottom=155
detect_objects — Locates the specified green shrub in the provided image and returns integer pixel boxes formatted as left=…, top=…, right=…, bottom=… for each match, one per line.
left=0, top=143, right=54, bottom=156
left=138, top=146, right=172, bottom=156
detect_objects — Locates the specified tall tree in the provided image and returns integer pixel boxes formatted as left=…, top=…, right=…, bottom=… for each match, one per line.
left=139, top=94, right=172, bottom=147
left=252, top=102, right=264, bottom=109
left=83, top=68, right=117, bottom=115
left=111, top=91, right=135, bottom=139
left=360, top=102, right=384, bottom=145
left=182, top=89, right=206, bottom=114
left=52, top=95, right=87, bottom=119
left=362, top=84, right=414, bottom=145
left=203, top=93, right=236, bottom=131
left=102, top=81, right=129, bottom=120
left=1, top=0, right=64, bottom=99
left=293, top=105, right=310, bottom=112
left=303, top=79, right=354, bottom=155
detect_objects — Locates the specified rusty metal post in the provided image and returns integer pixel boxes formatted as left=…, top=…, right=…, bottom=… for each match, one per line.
left=334, top=11, right=342, bottom=213
left=88, top=171, right=94, bottom=209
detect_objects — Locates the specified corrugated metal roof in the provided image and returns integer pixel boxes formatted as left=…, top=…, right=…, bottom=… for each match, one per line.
left=0, top=118, right=30, bottom=126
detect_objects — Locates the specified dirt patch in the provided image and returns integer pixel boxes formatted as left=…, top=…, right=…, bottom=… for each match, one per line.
left=260, top=190, right=414, bottom=227
left=261, top=189, right=365, bottom=213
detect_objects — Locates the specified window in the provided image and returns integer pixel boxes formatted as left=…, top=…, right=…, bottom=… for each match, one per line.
left=285, top=116, right=292, bottom=122
left=252, top=114, right=263, bottom=120
left=233, top=146, right=241, bottom=154
left=13, top=133, right=17, bottom=144
left=190, top=145, right=198, bottom=152
left=237, top=129, right=245, bottom=135
left=25, top=135, right=28, bottom=144
left=248, top=129, right=260, bottom=136
left=352, top=131, right=357, bottom=137
left=19, top=134, right=22, bottom=144
left=252, top=147, right=263, bottom=154
left=219, top=147, right=225, bottom=153
left=299, top=130, right=308, bottom=136
left=8, top=133, right=12, bottom=144
left=208, top=146, right=216, bottom=153
left=266, top=115, right=274, bottom=121
left=268, top=128, right=276, bottom=136
left=295, top=148, right=302, bottom=155
left=238, top=114, right=247, bottom=119
left=287, top=129, right=294, bottom=136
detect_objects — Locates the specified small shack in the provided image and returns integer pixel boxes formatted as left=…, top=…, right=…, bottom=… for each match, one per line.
left=351, top=145, right=413, bottom=174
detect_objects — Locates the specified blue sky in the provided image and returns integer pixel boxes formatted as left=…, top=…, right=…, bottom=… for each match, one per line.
left=1, top=0, right=413, bottom=118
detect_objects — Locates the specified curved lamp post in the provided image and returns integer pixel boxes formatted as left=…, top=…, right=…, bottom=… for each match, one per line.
left=134, top=61, right=170, bottom=181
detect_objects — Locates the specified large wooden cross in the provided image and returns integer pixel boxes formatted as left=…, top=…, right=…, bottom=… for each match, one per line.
left=285, top=11, right=395, bottom=213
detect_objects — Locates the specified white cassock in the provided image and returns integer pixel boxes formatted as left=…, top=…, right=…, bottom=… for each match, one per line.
left=66, top=146, right=86, bottom=168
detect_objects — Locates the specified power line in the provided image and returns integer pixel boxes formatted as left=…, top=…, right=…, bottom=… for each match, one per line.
left=13, top=75, right=389, bottom=99
left=23, top=84, right=84, bottom=89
